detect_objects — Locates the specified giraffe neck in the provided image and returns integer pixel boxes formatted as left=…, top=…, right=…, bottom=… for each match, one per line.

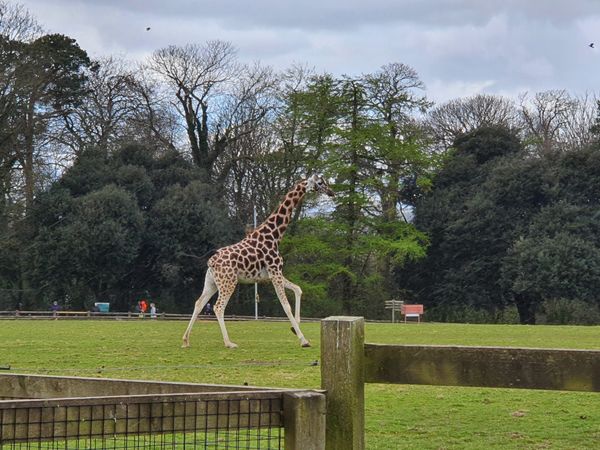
left=253, top=180, right=308, bottom=244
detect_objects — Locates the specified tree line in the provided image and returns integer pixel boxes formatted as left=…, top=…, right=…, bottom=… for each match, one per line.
left=0, top=1, right=599, bottom=323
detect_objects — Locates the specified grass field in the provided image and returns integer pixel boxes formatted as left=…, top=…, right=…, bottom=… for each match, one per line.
left=1, top=319, right=599, bottom=449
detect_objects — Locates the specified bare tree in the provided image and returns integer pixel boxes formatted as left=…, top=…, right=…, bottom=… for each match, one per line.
left=425, top=90, right=596, bottom=154
left=425, top=94, right=519, bottom=148
left=211, top=61, right=291, bottom=227
left=365, top=62, right=431, bottom=135
left=148, top=41, right=280, bottom=185
left=148, top=41, right=237, bottom=179
left=274, top=64, right=315, bottom=158
left=362, top=63, right=433, bottom=221
left=230, top=65, right=330, bottom=227
left=126, top=68, right=180, bottom=153
left=56, top=57, right=139, bottom=154
left=0, top=1, right=42, bottom=42
left=518, top=90, right=579, bottom=154
left=0, top=1, right=42, bottom=212
left=55, top=57, right=179, bottom=157
left=212, top=61, right=278, bottom=174
left=531, top=91, right=597, bottom=152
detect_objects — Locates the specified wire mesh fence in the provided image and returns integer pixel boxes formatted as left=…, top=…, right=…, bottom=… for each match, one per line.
left=0, top=392, right=284, bottom=449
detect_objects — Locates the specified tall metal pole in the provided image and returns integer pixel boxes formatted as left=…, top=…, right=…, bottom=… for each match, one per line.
left=254, top=204, right=259, bottom=320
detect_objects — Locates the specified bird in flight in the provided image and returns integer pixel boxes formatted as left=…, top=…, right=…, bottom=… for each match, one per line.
left=590, top=43, right=595, bottom=48
left=146, top=27, right=151, bottom=31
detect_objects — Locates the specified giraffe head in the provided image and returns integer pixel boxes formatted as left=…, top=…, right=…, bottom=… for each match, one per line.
left=306, top=174, right=335, bottom=197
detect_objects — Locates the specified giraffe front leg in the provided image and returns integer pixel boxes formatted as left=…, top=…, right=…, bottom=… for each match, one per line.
left=272, top=274, right=310, bottom=347
left=216, top=310, right=238, bottom=349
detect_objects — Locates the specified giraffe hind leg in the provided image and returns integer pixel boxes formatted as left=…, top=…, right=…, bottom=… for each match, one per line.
left=182, top=269, right=217, bottom=348
left=283, top=277, right=303, bottom=335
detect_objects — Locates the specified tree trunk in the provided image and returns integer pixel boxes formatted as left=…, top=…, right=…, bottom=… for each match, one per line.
left=22, top=108, right=35, bottom=211
left=341, top=84, right=361, bottom=313
left=514, top=292, right=537, bottom=325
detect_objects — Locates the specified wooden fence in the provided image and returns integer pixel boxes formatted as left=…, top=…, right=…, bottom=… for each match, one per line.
left=0, top=310, right=321, bottom=322
left=0, top=374, right=326, bottom=449
left=320, top=316, right=600, bottom=450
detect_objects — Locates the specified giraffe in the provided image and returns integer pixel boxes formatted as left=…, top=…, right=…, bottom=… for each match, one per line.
left=182, top=174, right=335, bottom=348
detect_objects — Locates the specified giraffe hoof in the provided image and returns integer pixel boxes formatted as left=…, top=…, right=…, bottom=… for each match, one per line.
left=225, top=342, right=238, bottom=349
left=290, top=327, right=297, bottom=335
left=301, top=341, right=311, bottom=348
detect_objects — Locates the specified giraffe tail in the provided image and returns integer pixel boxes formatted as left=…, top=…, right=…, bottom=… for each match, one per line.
left=177, top=249, right=218, bottom=261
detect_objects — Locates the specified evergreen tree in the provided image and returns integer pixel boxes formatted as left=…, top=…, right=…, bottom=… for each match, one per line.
left=403, top=126, right=546, bottom=322
left=501, top=147, right=600, bottom=322
left=25, top=144, right=239, bottom=311
left=405, top=126, right=600, bottom=325
left=277, top=67, right=433, bottom=318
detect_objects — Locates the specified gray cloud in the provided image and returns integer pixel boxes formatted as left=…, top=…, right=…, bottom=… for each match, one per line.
left=33, top=0, right=600, bottom=30
left=15, top=0, right=600, bottom=103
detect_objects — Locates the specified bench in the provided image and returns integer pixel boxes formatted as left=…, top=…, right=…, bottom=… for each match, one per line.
left=401, top=304, right=424, bottom=323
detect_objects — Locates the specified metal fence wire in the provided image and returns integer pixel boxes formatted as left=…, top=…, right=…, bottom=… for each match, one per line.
left=0, top=392, right=284, bottom=449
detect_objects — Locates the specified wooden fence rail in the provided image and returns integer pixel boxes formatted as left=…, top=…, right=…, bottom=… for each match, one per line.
left=321, top=316, right=600, bottom=450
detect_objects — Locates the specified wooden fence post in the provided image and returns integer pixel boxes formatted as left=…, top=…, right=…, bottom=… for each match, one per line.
left=321, top=316, right=365, bottom=450
left=283, top=391, right=326, bottom=450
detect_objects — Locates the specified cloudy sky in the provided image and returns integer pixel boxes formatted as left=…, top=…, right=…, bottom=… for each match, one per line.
left=15, top=0, right=600, bottom=103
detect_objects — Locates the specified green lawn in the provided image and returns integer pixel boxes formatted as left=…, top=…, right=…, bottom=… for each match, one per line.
left=1, top=319, right=599, bottom=449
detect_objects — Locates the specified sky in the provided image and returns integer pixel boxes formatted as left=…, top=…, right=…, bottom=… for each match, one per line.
left=15, top=0, right=600, bottom=104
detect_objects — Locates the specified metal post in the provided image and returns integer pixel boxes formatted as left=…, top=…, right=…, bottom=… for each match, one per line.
left=253, top=204, right=259, bottom=320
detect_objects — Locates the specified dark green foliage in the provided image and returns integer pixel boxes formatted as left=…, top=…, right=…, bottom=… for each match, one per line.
left=25, top=144, right=239, bottom=311
left=16, top=34, right=91, bottom=109
left=29, top=185, right=143, bottom=308
left=405, top=127, right=537, bottom=320
left=550, top=145, right=600, bottom=204
left=504, top=232, right=600, bottom=302
left=0, top=230, right=21, bottom=309
left=280, top=218, right=346, bottom=317
left=540, top=298, right=600, bottom=325
left=146, top=180, right=237, bottom=310
left=451, top=125, right=522, bottom=164
left=405, top=127, right=600, bottom=324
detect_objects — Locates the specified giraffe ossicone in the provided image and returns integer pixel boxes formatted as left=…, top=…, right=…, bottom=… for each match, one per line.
left=182, top=174, right=334, bottom=349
